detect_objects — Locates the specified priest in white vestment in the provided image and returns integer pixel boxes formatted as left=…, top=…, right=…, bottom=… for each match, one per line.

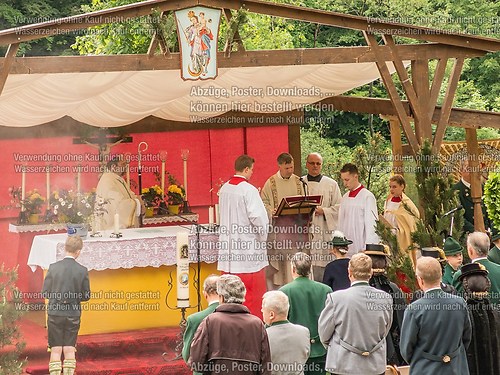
left=303, top=152, right=342, bottom=282
left=95, top=157, right=141, bottom=231
left=338, top=163, right=380, bottom=257
left=261, top=152, right=304, bottom=289
left=218, top=155, right=269, bottom=318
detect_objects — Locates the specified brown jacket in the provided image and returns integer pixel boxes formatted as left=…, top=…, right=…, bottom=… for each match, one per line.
left=189, top=303, right=271, bottom=374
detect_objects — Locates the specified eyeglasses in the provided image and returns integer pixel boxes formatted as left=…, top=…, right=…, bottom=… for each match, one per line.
left=307, top=161, right=322, bottom=166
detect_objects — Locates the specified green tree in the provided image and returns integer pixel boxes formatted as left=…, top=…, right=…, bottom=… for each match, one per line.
left=411, top=139, right=463, bottom=247
left=0, top=265, right=25, bottom=375
left=0, top=0, right=89, bottom=56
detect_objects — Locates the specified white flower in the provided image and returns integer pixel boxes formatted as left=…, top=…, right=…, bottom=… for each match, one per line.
left=61, top=201, right=66, bottom=206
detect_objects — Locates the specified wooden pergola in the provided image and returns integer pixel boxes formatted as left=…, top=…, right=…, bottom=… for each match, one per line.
left=1, top=0, right=499, bottom=231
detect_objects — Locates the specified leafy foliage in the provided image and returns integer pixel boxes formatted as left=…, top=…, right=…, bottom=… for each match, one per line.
left=0, top=265, right=25, bottom=375
left=411, top=139, right=463, bottom=248
left=484, top=172, right=500, bottom=231
left=300, top=128, right=353, bottom=178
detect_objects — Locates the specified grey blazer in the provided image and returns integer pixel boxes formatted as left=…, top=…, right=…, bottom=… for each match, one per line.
left=266, top=321, right=310, bottom=375
left=400, top=288, right=471, bottom=375
left=318, top=282, right=393, bottom=375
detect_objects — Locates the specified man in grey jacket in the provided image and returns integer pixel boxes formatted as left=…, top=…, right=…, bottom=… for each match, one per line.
left=262, top=290, right=310, bottom=375
left=318, top=252, right=393, bottom=375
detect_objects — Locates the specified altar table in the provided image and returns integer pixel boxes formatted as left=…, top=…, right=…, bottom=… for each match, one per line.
left=27, top=226, right=219, bottom=334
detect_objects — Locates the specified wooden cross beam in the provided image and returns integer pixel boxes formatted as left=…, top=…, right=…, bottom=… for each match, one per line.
left=363, top=31, right=420, bottom=157
left=0, top=43, right=19, bottom=97
left=147, top=11, right=171, bottom=57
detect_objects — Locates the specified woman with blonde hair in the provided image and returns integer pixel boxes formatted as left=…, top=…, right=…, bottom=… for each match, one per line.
left=383, top=174, right=420, bottom=268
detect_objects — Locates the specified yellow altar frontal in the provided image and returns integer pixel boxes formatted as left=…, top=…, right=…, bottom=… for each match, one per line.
left=29, top=226, right=220, bottom=335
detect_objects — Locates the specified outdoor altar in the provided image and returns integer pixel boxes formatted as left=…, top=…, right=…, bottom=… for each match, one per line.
left=27, top=226, right=219, bottom=335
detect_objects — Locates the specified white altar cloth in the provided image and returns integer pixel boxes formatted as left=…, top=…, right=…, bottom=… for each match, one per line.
left=28, top=226, right=219, bottom=272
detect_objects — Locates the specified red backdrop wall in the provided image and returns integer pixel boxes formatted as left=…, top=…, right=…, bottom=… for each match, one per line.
left=0, top=126, right=289, bottom=291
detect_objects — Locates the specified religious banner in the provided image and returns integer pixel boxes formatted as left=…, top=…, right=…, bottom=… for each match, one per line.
left=175, top=6, right=221, bottom=80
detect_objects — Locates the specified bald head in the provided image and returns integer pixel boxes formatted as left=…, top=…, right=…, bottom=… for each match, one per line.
left=416, top=257, right=442, bottom=289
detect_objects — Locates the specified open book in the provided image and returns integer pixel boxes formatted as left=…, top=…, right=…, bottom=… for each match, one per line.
left=275, top=195, right=323, bottom=216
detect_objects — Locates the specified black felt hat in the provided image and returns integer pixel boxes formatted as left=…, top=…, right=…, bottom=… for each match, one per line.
left=458, top=262, right=489, bottom=280
left=420, top=247, right=446, bottom=262
left=363, top=244, right=390, bottom=257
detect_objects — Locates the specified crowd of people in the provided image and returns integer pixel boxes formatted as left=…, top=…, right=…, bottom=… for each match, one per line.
left=184, top=152, right=500, bottom=374
left=45, top=151, right=500, bottom=375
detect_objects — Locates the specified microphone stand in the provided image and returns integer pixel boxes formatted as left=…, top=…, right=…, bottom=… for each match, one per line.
left=137, top=141, right=148, bottom=227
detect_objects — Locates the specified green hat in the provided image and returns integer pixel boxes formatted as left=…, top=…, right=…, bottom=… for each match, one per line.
left=328, top=231, right=353, bottom=247
left=443, top=237, right=463, bottom=256
left=491, top=227, right=500, bottom=242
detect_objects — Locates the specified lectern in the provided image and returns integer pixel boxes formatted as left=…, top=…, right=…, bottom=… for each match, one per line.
left=273, top=195, right=322, bottom=248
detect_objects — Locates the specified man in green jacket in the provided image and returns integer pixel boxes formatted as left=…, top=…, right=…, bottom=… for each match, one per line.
left=442, top=237, right=464, bottom=286
left=488, top=228, right=500, bottom=264
left=453, top=231, right=500, bottom=306
left=280, top=252, right=332, bottom=375
left=182, top=274, right=219, bottom=374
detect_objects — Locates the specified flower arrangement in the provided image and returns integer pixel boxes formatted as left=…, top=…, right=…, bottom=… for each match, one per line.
left=51, top=189, right=97, bottom=224
left=167, top=184, right=185, bottom=205
left=7, top=186, right=22, bottom=210
left=22, top=189, right=46, bottom=215
left=141, top=185, right=164, bottom=207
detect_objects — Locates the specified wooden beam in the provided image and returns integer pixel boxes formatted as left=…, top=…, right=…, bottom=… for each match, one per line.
left=0, top=0, right=499, bottom=52
left=364, top=32, right=420, bottom=157
left=222, top=8, right=245, bottom=55
left=0, top=43, right=19, bottom=96
left=432, top=58, right=464, bottom=153
left=387, top=116, right=404, bottom=174
left=147, top=11, right=170, bottom=57
left=428, top=58, right=447, bottom=125
left=383, top=35, right=425, bottom=132
left=313, top=95, right=500, bottom=128
left=288, top=123, right=302, bottom=176
left=0, top=111, right=305, bottom=139
left=411, top=59, right=433, bottom=140
left=465, top=127, right=485, bottom=232
left=2, top=44, right=484, bottom=75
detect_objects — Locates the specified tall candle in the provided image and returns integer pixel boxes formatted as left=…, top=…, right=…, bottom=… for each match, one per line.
left=21, top=165, right=26, bottom=211
left=215, top=203, right=220, bottom=225
left=46, top=166, right=50, bottom=210
left=114, top=213, right=120, bottom=234
left=161, top=160, right=166, bottom=194
left=76, top=165, right=81, bottom=195
left=126, top=162, right=130, bottom=188
left=183, top=159, right=188, bottom=200
left=176, top=232, right=190, bottom=308
left=208, top=206, right=214, bottom=224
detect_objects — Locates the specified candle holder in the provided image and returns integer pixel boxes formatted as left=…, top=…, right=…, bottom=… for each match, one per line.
left=110, top=232, right=122, bottom=238
left=162, top=268, right=200, bottom=361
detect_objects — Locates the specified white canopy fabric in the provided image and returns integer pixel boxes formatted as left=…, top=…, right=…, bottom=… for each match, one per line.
left=0, top=62, right=402, bottom=127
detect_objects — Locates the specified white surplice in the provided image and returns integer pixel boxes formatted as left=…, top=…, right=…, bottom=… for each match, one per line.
left=337, top=187, right=380, bottom=257
left=218, top=177, right=269, bottom=274
left=304, top=175, right=342, bottom=267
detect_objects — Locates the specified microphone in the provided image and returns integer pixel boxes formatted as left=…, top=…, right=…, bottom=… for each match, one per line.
left=443, top=205, right=463, bottom=217
left=300, top=177, right=308, bottom=196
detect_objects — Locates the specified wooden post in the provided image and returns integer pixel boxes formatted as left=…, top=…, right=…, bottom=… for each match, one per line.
left=465, top=128, right=485, bottom=232
left=288, top=123, right=302, bottom=176
left=387, top=116, right=404, bottom=175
